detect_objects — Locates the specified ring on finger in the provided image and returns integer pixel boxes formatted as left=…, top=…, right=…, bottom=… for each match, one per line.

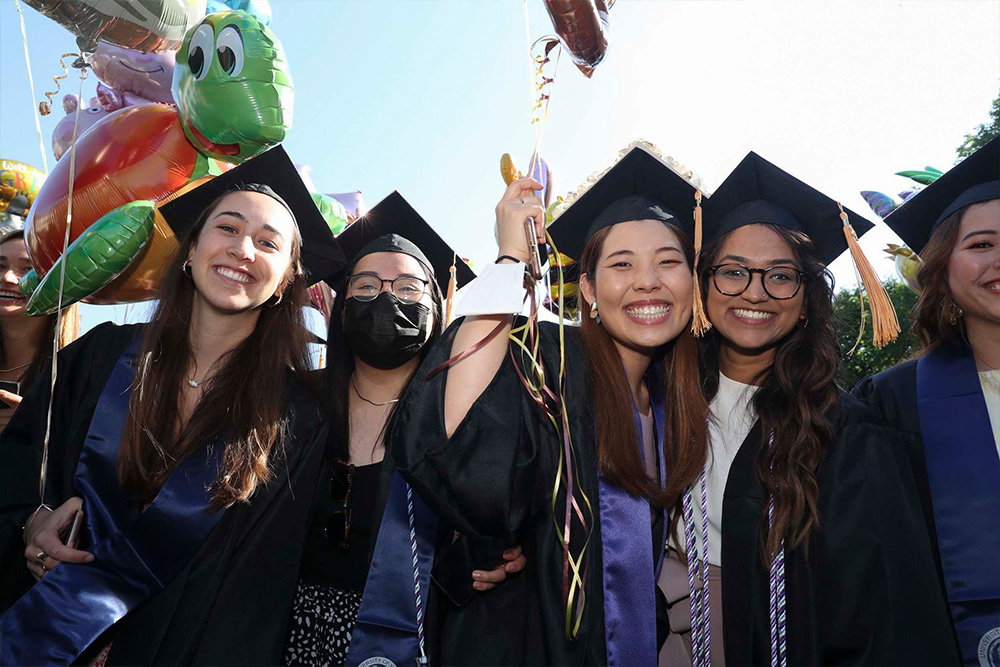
left=39, top=563, right=48, bottom=574
left=36, top=550, right=48, bottom=562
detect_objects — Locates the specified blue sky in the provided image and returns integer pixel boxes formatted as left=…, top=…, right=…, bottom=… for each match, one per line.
left=2, top=0, right=998, bottom=332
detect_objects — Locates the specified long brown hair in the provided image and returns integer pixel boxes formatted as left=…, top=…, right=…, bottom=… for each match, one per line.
left=577, top=223, right=708, bottom=507
left=912, top=209, right=967, bottom=354
left=698, top=224, right=840, bottom=557
left=324, top=259, right=445, bottom=462
left=0, top=229, right=80, bottom=387
left=118, top=191, right=312, bottom=508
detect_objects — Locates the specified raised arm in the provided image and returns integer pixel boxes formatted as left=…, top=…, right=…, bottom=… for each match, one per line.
left=443, top=177, right=544, bottom=437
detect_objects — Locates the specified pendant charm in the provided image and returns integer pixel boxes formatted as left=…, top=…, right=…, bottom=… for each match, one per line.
left=187, top=379, right=199, bottom=388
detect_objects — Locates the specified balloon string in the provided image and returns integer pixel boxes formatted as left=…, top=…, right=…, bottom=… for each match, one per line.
left=527, top=39, right=561, bottom=177
left=13, top=0, right=49, bottom=173
left=39, top=53, right=82, bottom=117
left=39, top=61, right=88, bottom=506
left=523, top=0, right=536, bottom=116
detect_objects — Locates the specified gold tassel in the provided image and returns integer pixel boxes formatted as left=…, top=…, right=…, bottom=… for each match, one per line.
left=839, top=203, right=900, bottom=348
left=690, top=190, right=712, bottom=336
left=445, top=252, right=458, bottom=324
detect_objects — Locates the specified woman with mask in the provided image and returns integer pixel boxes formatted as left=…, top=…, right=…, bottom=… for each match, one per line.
left=283, top=192, right=526, bottom=667
left=854, top=137, right=999, bottom=666
left=388, top=143, right=709, bottom=664
left=0, top=146, right=345, bottom=665
left=0, top=228, right=79, bottom=433
left=687, top=151, right=958, bottom=665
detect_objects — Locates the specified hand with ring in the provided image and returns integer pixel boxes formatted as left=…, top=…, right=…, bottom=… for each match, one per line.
left=23, top=497, right=92, bottom=580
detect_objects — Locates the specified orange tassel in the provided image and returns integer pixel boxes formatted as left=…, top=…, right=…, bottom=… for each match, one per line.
left=445, top=253, right=458, bottom=324
left=690, top=190, right=712, bottom=336
left=839, top=203, right=900, bottom=348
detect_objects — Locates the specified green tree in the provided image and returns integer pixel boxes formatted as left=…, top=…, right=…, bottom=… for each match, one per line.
left=835, top=279, right=920, bottom=389
left=956, top=87, right=1000, bottom=160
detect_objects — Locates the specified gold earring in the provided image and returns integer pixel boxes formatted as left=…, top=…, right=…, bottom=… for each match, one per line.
left=949, top=300, right=963, bottom=326
left=591, top=301, right=601, bottom=325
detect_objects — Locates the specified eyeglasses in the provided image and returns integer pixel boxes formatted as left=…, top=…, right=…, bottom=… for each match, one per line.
left=325, top=461, right=355, bottom=551
left=347, top=273, right=429, bottom=304
left=710, top=263, right=808, bottom=300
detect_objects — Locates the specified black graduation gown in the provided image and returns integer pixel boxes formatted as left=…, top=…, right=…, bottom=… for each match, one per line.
left=721, top=391, right=961, bottom=666
left=0, top=322, right=330, bottom=665
left=389, top=318, right=612, bottom=665
left=851, top=360, right=963, bottom=658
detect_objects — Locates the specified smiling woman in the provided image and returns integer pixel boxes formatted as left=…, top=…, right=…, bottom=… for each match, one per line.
left=690, top=151, right=958, bottom=666
left=387, top=143, right=708, bottom=664
left=854, top=137, right=1000, bottom=665
left=0, top=146, right=347, bottom=665
left=0, top=229, right=79, bottom=433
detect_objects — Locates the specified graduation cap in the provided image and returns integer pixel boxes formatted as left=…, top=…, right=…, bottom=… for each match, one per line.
left=158, top=145, right=345, bottom=287
left=704, top=151, right=875, bottom=266
left=329, top=191, right=475, bottom=294
left=547, top=144, right=702, bottom=260
left=547, top=143, right=711, bottom=332
left=705, top=151, right=899, bottom=347
left=883, top=137, right=999, bottom=254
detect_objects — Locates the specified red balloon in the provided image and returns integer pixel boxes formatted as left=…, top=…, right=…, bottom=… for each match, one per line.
left=26, top=104, right=211, bottom=303
left=544, top=0, right=611, bottom=78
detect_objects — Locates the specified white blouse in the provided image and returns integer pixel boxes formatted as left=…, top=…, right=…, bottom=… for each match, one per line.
left=978, top=369, right=1000, bottom=459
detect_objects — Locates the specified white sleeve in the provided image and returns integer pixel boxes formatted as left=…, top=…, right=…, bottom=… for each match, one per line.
left=453, top=261, right=526, bottom=317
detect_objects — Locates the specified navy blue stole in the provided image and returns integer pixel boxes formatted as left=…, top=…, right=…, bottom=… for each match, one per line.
left=346, top=472, right=437, bottom=667
left=0, top=343, right=226, bottom=665
left=917, top=347, right=1000, bottom=666
left=599, top=367, right=668, bottom=667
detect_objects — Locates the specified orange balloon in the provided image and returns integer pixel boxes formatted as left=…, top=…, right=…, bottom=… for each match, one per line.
left=25, top=104, right=226, bottom=303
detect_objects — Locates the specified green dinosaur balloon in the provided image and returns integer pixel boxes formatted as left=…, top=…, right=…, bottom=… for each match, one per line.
left=173, top=10, right=294, bottom=164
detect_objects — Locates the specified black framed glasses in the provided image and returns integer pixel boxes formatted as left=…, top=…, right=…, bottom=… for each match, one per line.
left=347, top=272, right=429, bottom=304
left=325, top=461, right=355, bottom=551
left=710, top=263, right=808, bottom=300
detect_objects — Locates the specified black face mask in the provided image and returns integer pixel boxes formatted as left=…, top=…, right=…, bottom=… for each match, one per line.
left=343, top=292, right=432, bottom=370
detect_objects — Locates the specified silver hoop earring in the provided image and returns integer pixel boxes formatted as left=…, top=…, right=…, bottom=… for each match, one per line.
left=182, top=260, right=192, bottom=277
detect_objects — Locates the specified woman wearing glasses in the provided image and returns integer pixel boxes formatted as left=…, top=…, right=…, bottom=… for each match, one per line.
left=283, top=192, right=526, bottom=667
left=682, top=152, right=957, bottom=665
left=0, top=228, right=79, bottom=435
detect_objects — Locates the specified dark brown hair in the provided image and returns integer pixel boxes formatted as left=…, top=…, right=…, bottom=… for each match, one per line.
left=0, top=230, right=80, bottom=387
left=912, top=209, right=967, bottom=354
left=698, top=224, right=840, bottom=556
left=577, top=223, right=708, bottom=507
left=324, top=258, right=445, bottom=462
left=118, top=191, right=312, bottom=508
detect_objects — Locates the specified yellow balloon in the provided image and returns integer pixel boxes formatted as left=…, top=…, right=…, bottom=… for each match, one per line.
left=0, top=159, right=47, bottom=215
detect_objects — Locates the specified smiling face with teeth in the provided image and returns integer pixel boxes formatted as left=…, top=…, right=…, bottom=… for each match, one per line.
left=579, top=219, right=693, bottom=359
left=0, top=234, right=32, bottom=320
left=187, top=190, right=300, bottom=314
left=705, top=224, right=807, bottom=369
left=947, top=200, right=1000, bottom=331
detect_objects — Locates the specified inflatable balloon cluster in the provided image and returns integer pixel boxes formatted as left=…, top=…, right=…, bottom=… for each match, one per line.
left=22, top=9, right=294, bottom=315
left=861, top=166, right=943, bottom=294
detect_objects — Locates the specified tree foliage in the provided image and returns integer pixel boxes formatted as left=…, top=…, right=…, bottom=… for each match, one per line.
left=956, top=87, right=1000, bottom=160
left=834, top=279, right=920, bottom=389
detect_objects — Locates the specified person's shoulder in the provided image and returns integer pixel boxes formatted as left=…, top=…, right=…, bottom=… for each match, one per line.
left=865, top=359, right=919, bottom=393
left=69, top=321, right=144, bottom=350
left=283, top=369, right=329, bottom=432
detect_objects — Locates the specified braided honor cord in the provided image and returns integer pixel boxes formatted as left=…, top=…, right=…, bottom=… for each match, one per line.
left=405, top=483, right=429, bottom=665
left=681, top=466, right=712, bottom=666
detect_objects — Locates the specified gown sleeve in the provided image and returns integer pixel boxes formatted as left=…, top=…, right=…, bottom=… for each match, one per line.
left=0, top=323, right=133, bottom=610
left=389, top=317, right=550, bottom=540
left=809, top=401, right=959, bottom=666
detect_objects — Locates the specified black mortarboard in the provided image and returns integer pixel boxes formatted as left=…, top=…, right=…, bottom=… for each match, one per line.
left=158, top=145, right=345, bottom=286
left=883, top=137, right=999, bottom=254
left=704, top=151, right=875, bottom=266
left=547, top=144, right=701, bottom=261
left=329, top=191, right=475, bottom=293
